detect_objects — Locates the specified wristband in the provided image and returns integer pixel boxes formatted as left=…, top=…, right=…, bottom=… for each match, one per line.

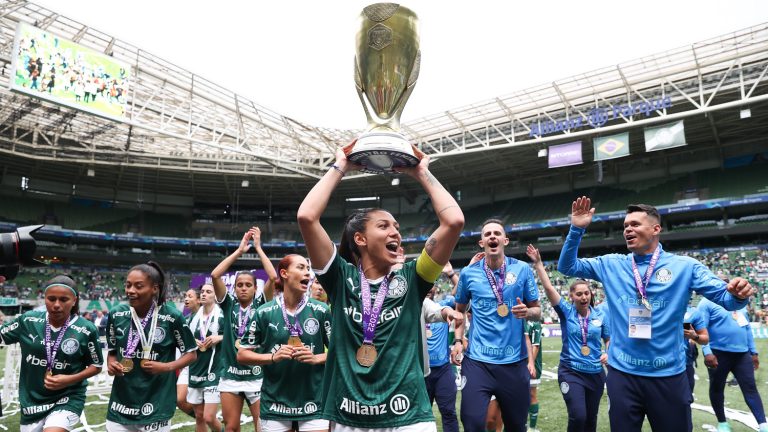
left=331, top=164, right=346, bottom=176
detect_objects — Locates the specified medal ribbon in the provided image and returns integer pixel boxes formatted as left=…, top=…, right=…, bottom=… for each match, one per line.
left=278, top=293, right=309, bottom=336
left=483, top=258, right=506, bottom=308
left=45, top=314, right=74, bottom=373
left=198, top=313, right=212, bottom=342
left=359, top=265, right=391, bottom=345
left=237, top=303, right=252, bottom=338
left=578, top=310, right=590, bottom=350
left=630, top=247, right=661, bottom=304
left=126, top=302, right=158, bottom=359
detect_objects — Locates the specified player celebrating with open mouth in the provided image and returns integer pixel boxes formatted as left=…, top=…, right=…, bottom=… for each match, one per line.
left=237, top=254, right=332, bottom=432
left=106, top=262, right=198, bottom=432
left=211, top=226, right=277, bottom=432
left=0, top=275, right=102, bottom=432
left=297, top=144, right=464, bottom=431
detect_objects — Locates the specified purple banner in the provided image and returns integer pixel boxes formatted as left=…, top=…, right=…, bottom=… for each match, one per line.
left=548, top=141, right=583, bottom=168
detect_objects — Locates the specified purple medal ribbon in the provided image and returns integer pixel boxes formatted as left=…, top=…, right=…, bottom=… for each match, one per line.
left=237, top=304, right=251, bottom=338
left=630, top=247, right=661, bottom=307
left=45, top=314, right=73, bottom=373
left=279, top=294, right=308, bottom=336
left=125, top=302, right=155, bottom=358
left=578, top=310, right=590, bottom=349
left=359, top=265, right=391, bottom=345
left=483, top=258, right=506, bottom=308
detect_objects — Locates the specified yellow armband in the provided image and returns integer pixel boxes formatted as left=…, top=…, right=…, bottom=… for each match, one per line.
left=416, top=249, right=443, bottom=283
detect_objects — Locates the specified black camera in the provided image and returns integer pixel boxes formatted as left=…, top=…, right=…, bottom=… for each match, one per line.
left=0, top=224, right=45, bottom=280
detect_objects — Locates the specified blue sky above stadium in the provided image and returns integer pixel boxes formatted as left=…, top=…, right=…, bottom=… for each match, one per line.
left=34, top=0, right=768, bottom=129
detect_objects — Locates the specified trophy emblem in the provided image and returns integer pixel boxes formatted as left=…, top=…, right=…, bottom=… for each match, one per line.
left=349, top=3, right=421, bottom=174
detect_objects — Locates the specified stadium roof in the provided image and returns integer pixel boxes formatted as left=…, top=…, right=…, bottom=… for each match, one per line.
left=0, top=1, right=767, bottom=204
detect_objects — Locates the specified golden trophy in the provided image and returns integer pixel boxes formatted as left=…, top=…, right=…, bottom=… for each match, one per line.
left=349, top=3, right=421, bottom=174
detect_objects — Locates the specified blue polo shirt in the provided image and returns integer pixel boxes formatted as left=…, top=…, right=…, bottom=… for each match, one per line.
left=697, top=298, right=757, bottom=356
left=558, top=225, right=748, bottom=377
left=554, top=300, right=609, bottom=374
left=455, top=256, right=539, bottom=364
left=426, top=296, right=455, bottom=368
left=683, top=306, right=705, bottom=366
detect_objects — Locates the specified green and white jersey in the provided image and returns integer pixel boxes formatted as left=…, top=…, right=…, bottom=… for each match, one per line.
left=315, top=252, right=434, bottom=428
left=106, top=303, right=197, bottom=424
left=0, top=311, right=102, bottom=425
left=526, top=320, right=543, bottom=377
left=240, top=298, right=331, bottom=421
left=218, top=292, right=266, bottom=381
left=188, top=307, right=225, bottom=388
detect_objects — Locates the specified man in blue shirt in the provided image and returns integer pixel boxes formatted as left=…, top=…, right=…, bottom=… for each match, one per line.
left=682, top=301, right=709, bottom=394
left=424, top=285, right=459, bottom=432
left=699, top=298, right=767, bottom=432
left=451, top=219, right=541, bottom=432
left=558, top=197, right=755, bottom=432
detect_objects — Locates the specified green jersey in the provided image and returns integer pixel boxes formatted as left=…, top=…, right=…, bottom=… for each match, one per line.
left=526, top=320, right=543, bottom=377
left=315, top=252, right=434, bottom=428
left=240, top=298, right=331, bottom=421
left=218, top=292, right=266, bottom=381
left=0, top=312, right=102, bottom=424
left=187, top=306, right=225, bottom=388
left=106, top=303, right=197, bottom=424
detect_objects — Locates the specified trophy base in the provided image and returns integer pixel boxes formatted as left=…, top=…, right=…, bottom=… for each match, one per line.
left=348, top=131, right=419, bottom=174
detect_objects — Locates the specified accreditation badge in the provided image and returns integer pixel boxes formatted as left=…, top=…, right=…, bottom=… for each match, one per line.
left=628, top=307, right=651, bottom=339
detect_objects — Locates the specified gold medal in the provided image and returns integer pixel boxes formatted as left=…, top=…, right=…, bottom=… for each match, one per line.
left=641, top=297, right=652, bottom=310
left=287, top=336, right=303, bottom=347
left=426, top=329, right=433, bottom=338
left=356, top=344, right=378, bottom=367
left=45, top=370, right=53, bottom=377
left=497, top=304, right=509, bottom=317
left=119, top=358, right=134, bottom=373
left=140, top=359, right=150, bottom=367
left=235, top=340, right=241, bottom=349
left=581, top=346, right=591, bottom=356
left=199, top=345, right=207, bottom=352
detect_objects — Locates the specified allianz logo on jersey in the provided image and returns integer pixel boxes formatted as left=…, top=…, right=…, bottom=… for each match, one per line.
left=343, top=306, right=402, bottom=324
left=619, top=294, right=669, bottom=309
left=226, top=365, right=261, bottom=376
left=21, top=397, right=67, bottom=415
left=339, top=394, right=410, bottom=416
left=110, top=402, right=154, bottom=416
left=269, top=402, right=318, bottom=415
left=615, top=349, right=668, bottom=369
left=25, top=354, right=70, bottom=370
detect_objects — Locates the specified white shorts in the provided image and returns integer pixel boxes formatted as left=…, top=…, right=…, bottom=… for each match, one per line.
left=330, top=421, right=436, bottom=432
left=177, top=366, right=189, bottom=386
left=262, top=418, right=330, bottom=432
left=187, top=386, right=221, bottom=404
left=218, top=378, right=262, bottom=405
left=20, top=410, right=80, bottom=432
left=105, top=419, right=171, bottom=432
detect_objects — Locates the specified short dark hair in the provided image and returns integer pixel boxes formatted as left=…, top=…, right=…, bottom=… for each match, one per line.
left=481, top=218, right=505, bottom=229
left=626, top=204, right=660, bottom=224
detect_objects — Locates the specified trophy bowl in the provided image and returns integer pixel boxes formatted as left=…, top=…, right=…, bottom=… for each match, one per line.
left=349, top=3, right=422, bottom=174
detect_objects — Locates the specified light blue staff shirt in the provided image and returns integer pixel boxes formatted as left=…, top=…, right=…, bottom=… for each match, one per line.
left=558, top=225, right=748, bottom=377
left=456, top=256, right=539, bottom=364
left=697, top=298, right=757, bottom=356
left=554, top=300, right=609, bottom=374
left=683, top=306, right=705, bottom=366
left=427, top=296, right=455, bottom=368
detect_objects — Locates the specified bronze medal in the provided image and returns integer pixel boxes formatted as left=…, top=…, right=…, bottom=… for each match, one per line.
left=287, top=336, right=303, bottom=347
left=356, top=344, right=378, bottom=367
left=497, top=304, right=509, bottom=317
left=581, top=346, right=591, bottom=356
left=119, top=358, right=134, bottom=373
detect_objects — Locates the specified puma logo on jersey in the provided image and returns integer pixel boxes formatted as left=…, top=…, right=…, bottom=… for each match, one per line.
left=29, top=334, right=39, bottom=344
left=116, top=327, right=126, bottom=336
left=268, top=323, right=280, bottom=331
